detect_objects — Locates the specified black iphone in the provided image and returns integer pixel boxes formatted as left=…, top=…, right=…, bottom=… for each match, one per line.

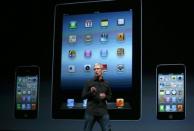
left=156, top=64, right=186, bottom=120
left=14, top=66, right=39, bottom=119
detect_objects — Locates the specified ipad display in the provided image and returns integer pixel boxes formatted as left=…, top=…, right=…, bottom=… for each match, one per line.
left=52, top=0, right=141, bottom=120
left=61, top=11, right=132, bottom=92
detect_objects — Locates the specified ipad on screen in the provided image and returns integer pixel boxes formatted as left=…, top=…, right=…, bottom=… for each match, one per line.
left=52, top=0, right=141, bottom=120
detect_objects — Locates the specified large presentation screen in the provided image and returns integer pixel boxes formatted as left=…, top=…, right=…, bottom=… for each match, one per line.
left=52, top=0, right=141, bottom=120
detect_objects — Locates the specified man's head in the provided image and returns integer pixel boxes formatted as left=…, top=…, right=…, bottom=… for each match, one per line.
left=93, top=63, right=103, bottom=78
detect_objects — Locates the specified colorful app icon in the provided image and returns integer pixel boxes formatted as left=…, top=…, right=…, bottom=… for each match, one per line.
left=100, top=33, right=108, bottom=42
left=165, top=105, right=171, bottom=112
left=31, top=90, right=36, bottom=95
left=178, top=90, right=182, bottom=95
left=84, top=64, right=91, bottom=72
left=117, top=33, right=125, bottom=41
left=32, top=77, right=37, bottom=83
left=85, top=20, right=92, bottom=28
left=17, top=104, right=21, bottom=110
left=117, top=64, right=124, bottom=72
left=172, top=97, right=177, bottom=103
left=116, top=98, right=124, bottom=108
left=31, top=97, right=36, bottom=102
left=67, top=99, right=75, bottom=108
left=27, top=90, right=31, bottom=95
left=68, top=50, right=76, bottom=58
left=177, top=83, right=183, bottom=88
left=102, top=64, right=107, bottom=71
left=26, top=104, right=31, bottom=110
left=101, top=19, right=108, bottom=27
left=17, top=78, right=22, bottom=83
left=171, top=82, right=177, bottom=88
left=17, top=90, right=21, bottom=95
left=84, top=34, right=92, bottom=42
left=177, top=104, right=183, bottom=112
left=100, top=49, right=108, bottom=57
left=68, top=35, right=77, bottom=43
left=117, top=18, right=125, bottom=26
left=171, top=105, right=177, bottom=111
left=165, top=96, right=171, bottom=103
left=160, top=105, right=164, bottom=112
left=69, top=21, right=77, bottom=29
left=117, top=48, right=124, bottom=56
left=84, top=50, right=92, bottom=57
left=32, top=104, right=36, bottom=110
left=171, top=90, right=177, bottom=95
left=164, top=76, right=169, bottom=81
left=159, top=90, right=165, bottom=95
left=68, top=65, right=75, bottom=73
left=165, top=90, right=170, bottom=95
left=159, top=75, right=164, bottom=81
left=22, top=96, right=26, bottom=102
left=22, top=90, right=26, bottom=95
left=171, top=75, right=176, bottom=80
left=17, top=95, right=21, bottom=102
left=83, top=99, right=87, bottom=107
left=159, top=82, right=165, bottom=88
left=22, top=104, right=26, bottom=110
left=159, top=96, right=165, bottom=103
left=26, top=95, right=31, bottom=102
left=165, top=82, right=171, bottom=87
left=17, top=77, right=22, bottom=84
left=177, top=75, right=183, bottom=81
left=177, top=97, right=183, bottom=103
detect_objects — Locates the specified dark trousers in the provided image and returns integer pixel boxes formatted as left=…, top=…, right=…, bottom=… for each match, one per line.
left=84, top=111, right=111, bottom=131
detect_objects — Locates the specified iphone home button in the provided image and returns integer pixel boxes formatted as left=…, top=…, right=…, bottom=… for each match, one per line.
left=169, top=114, right=173, bottom=119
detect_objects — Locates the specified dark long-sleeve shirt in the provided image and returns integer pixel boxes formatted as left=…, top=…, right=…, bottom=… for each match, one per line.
left=82, top=77, right=112, bottom=116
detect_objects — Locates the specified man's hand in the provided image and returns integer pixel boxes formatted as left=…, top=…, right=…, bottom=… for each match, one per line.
left=99, top=93, right=106, bottom=99
left=90, top=87, right=96, bottom=94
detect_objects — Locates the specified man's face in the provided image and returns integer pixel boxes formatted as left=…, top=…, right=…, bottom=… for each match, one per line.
left=94, top=65, right=103, bottom=77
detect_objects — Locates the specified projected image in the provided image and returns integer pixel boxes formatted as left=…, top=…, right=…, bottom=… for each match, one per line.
left=60, top=10, right=133, bottom=110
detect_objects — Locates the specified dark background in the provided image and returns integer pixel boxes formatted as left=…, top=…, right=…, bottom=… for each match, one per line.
left=0, top=0, right=194, bottom=130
